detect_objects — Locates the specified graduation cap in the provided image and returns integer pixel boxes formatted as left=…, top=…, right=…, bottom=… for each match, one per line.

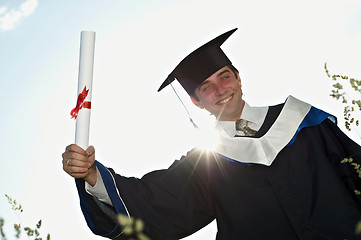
left=158, top=28, right=237, bottom=96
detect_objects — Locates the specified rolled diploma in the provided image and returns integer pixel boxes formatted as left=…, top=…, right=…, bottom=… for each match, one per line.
left=75, top=31, right=96, bottom=150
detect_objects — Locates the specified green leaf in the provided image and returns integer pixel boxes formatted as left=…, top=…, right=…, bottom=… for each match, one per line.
left=137, top=232, right=151, bottom=240
left=36, top=220, right=42, bottom=229
left=117, top=215, right=133, bottom=227
left=122, top=226, right=134, bottom=236
left=355, top=221, right=361, bottom=235
left=134, top=219, right=144, bottom=233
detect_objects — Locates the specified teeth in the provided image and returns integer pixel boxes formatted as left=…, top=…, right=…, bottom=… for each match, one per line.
left=218, top=95, right=233, bottom=104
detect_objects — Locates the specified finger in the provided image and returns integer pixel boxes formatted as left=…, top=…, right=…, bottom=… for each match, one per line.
left=66, top=158, right=92, bottom=168
left=66, top=144, right=88, bottom=155
left=62, top=151, right=67, bottom=161
left=68, top=170, right=89, bottom=179
left=63, top=151, right=89, bottom=163
left=64, top=165, right=89, bottom=175
left=86, top=145, right=95, bottom=157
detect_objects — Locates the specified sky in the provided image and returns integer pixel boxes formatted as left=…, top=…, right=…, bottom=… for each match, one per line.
left=0, top=0, right=361, bottom=239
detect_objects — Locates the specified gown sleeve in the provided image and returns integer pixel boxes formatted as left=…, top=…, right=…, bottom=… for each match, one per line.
left=76, top=148, right=215, bottom=240
left=320, top=118, right=361, bottom=205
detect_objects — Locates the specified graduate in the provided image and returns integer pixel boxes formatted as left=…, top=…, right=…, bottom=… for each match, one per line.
left=62, top=28, right=361, bottom=239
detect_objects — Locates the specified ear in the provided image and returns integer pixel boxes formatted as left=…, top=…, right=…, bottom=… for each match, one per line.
left=236, top=72, right=242, bottom=86
left=190, top=96, right=204, bottom=109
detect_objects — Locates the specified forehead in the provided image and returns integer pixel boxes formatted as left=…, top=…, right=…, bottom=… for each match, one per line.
left=200, top=66, right=232, bottom=84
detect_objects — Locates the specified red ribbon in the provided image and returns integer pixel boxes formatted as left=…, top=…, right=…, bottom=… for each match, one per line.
left=70, top=86, right=91, bottom=119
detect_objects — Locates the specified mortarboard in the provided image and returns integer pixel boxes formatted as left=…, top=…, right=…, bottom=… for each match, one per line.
left=158, top=28, right=237, bottom=96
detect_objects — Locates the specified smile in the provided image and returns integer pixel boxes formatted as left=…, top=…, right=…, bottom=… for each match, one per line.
left=216, top=94, right=233, bottom=105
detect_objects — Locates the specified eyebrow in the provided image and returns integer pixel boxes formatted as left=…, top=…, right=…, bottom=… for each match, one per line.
left=198, top=80, right=210, bottom=89
left=217, top=69, right=231, bottom=77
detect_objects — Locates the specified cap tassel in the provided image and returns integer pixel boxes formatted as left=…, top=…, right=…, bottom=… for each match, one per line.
left=167, top=77, right=198, bottom=129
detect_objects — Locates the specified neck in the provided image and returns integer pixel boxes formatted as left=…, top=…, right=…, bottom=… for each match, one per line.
left=218, top=100, right=245, bottom=122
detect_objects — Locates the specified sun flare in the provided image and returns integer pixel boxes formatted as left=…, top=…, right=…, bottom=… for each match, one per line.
left=195, top=126, right=220, bottom=152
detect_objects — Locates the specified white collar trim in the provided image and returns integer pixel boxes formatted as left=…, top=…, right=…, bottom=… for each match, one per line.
left=214, top=95, right=311, bottom=166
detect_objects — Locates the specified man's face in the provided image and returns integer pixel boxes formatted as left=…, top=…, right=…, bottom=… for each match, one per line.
left=192, top=66, right=244, bottom=121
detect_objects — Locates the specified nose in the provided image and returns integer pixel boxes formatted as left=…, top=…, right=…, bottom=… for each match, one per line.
left=215, top=83, right=226, bottom=96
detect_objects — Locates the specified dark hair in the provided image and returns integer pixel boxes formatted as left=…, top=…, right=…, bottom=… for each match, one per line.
left=191, top=65, right=239, bottom=101
left=228, top=65, right=239, bottom=78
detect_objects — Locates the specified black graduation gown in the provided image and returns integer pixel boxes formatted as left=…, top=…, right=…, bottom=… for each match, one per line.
left=75, top=103, right=361, bottom=240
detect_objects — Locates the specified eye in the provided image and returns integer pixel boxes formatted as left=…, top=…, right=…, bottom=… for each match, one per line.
left=202, top=85, right=211, bottom=92
left=221, top=74, right=230, bottom=81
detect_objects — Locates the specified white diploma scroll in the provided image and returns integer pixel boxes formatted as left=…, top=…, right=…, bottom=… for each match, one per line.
left=73, top=31, right=96, bottom=150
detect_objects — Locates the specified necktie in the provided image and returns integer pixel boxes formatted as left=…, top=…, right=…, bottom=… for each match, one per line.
left=235, top=119, right=257, bottom=137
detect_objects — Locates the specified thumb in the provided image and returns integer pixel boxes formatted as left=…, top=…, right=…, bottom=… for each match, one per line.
left=86, top=145, right=95, bottom=157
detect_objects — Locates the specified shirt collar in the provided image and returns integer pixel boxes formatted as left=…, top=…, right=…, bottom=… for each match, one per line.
left=216, top=102, right=268, bottom=137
